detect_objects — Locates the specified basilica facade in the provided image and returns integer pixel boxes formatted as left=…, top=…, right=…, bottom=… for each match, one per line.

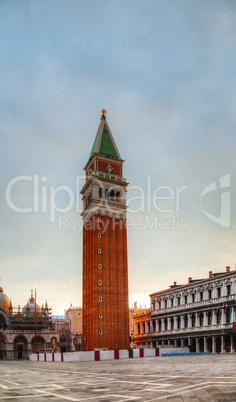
left=0, top=287, right=59, bottom=359
left=134, top=266, right=236, bottom=353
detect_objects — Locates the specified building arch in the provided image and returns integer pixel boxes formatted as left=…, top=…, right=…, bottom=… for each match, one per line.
left=184, top=338, right=188, bottom=347
left=199, top=337, right=204, bottom=352
left=207, top=337, right=212, bottom=353
left=31, top=336, right=45, bottom=354
left=190, top=338, right=196, bottom=353
left=216, top=309, right=221, bottom=324
left=191, top=313, right=196, bottom=327
left=216, top=336, right=221, bottom=353
left=164, top=318, right=168, bottom=331
left=0, top=311, right=8, bottom=330
left=225, top=307, right=231, bottom=324
left=116, top=191, right=121, bottom=202
left=207, top=311, right=212, bottom=325
left=152, top=319, right=156, bottom=332
left=184, top=314, right=188, bottom=328
left=99, top=187, right=104, bottom=198
left=199, top=312, right=204, bottom=326
left=105, top=188, right=109, bottom=199
left=0, top=333, right=6, bottom=360
left=110, top=190, right=115, bottom=201
left=177, top=339, right=181, bottom=347
left=14, top=335, right=28, bottom=359
left=224, top=335, right=231, bottom=352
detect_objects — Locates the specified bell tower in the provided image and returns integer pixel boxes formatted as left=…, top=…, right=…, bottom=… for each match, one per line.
left=81, top=110, right=129, bottom=351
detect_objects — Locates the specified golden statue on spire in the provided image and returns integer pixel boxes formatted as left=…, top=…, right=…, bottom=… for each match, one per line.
left=101, top=108, right=107, bottom=115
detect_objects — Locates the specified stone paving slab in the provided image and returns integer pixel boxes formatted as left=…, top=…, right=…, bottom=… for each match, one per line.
left=0, top=354, right=235, bottom=401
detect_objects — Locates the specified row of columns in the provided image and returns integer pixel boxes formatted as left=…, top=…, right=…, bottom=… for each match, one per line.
left=150, top=335, right=235, bottom=353
left=135, top=307, right=235, bottom=335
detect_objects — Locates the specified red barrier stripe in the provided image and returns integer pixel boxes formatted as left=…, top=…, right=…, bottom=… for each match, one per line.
left=95, top=350, right=100, bottom=361
left=114, top=349, right=119, bottom=359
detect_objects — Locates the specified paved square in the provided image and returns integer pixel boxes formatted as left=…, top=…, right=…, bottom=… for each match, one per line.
left=0, top=354, right=235, bottom=401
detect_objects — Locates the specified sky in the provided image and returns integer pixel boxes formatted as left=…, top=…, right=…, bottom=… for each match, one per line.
left=0, top=0, right=236, bottom=315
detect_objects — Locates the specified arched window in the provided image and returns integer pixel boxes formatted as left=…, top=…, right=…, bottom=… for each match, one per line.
left=226, top=308, right=231, bottom=324
left=177, top=316, right=181, bottom=329
left=148, top=322, right=150, bottom=333
left=99, top=188, right=104, bottom=198
left=142, top=322, right=145, bottom=333
left=192, top=313, right=196, bottom=327
left=216, top=310, right=221, bottom=324
left=152, top=320, right=156, bottom=332
left=158, top=319, right=162, bottom=331
left=105, top=189, right=109, bottom=199
left=199, top=312, right=204, bottom=327
left=184, top=315, right=188, bottom=328
left=171, top=317, right=174, bottom=330
left=116, top=191, right=121, bottom=202
left=110, top=190, right=115, bottom=201
left=164, top=318, right=168, bottom=331
left=138, top=323, right=140, bottom=334
left=207, top=311, right=212, bottom=325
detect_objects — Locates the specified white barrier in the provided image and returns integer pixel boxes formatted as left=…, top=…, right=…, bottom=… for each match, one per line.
left=78, top=351, right=94, bottom=361
left=29, top=347, right=161, bottom=362
left=133, top=349, right=140, bottom=358
left=54, top=353, right=62, bottom=361
left=144, top=348, right=155, bottom=357
left=100, top=350, right=114, bottom=361
left=119, top=350, right=129, bottom=359
left=46, top=353, right=52, bottom=362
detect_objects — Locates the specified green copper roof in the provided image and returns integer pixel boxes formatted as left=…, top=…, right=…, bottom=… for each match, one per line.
left=89, top=127, right=100, bottom=158
left=99, top=124, right=118, bottom=157
left=89, top=116, right=120, bottom=159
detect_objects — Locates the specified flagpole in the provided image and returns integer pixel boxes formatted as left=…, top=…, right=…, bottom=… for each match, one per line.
left=35, top=288, right=37, bottom=354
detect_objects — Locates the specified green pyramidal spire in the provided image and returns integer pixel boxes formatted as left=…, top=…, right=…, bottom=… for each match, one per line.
left=90, top=112, right=121, bottom=159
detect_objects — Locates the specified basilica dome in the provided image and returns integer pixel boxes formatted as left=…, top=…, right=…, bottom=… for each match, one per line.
left=22, top=291, right=41, bottom=315
left=0, top=287, right=10, bottom=313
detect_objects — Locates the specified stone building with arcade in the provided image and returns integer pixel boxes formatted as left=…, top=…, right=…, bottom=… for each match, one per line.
left=0, top=287, right=59, bottom=359
left=134, top=266, right=236, bottom=353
